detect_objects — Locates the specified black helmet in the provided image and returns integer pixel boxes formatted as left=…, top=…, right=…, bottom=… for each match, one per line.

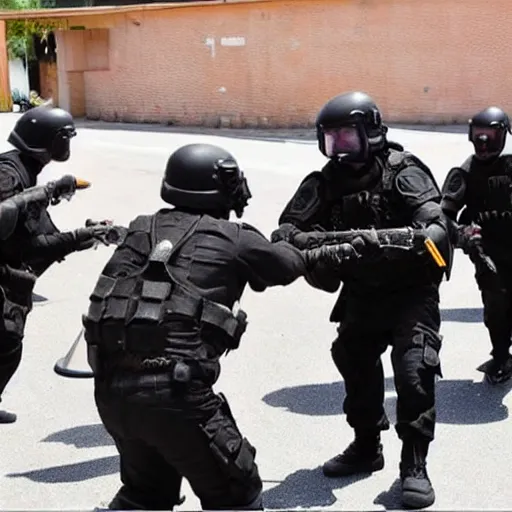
left=160, top=143, right=252, bottom=218
left=468, top=107, right=511, bottom=161
left=8, top=106, right=76, bottom=165
left=316, top=91, right=388, bottom=163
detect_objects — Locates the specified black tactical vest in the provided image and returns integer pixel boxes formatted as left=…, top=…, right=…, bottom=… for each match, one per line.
left=83, top=214, right=248, bottom=370
left=329, top=149, right=436, bottom=231
left=0, top=152, right=40, bottom=336
left=325, top=150, right=442, bottom=299
left=463, top=155, right=512, bottom=221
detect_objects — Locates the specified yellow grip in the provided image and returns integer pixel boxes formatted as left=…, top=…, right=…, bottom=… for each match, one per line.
left=424, top=238, right=447, bottom=268
left=75, top=178, right=92, bottom=190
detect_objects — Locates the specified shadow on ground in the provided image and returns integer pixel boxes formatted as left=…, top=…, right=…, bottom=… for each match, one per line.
left=263, top=466, right=372, bottom=509
left=42, top=423, right=115, bottom=449
left=6, top=455, right=119, bottom=483
left=6, top=424, right=117, bottom=483
left=262, top=375, right=512, bottom=508
left=441, top=307, right=483, bottom=323
left=262, top=377, right=512, bottom=425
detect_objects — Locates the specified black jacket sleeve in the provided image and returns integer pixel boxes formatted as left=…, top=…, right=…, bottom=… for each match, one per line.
left=8, top=232, right=79, bottom=263
left=395, top=165, right=452, bottom=273
left=236, top=223, right=307, bottom=292
left=273, top=171, right=341, bottom=292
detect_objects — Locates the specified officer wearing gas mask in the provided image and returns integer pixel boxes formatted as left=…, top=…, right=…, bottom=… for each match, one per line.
left=0, top=107, right=107, bottom=423
left=441, top=106, right=512, bottom=384
left=272, top=92, right=452, bottom=509
left=82, top=143, right=370, bottom=511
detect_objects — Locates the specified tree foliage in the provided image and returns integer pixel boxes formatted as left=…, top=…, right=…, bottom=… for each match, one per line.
left=0, top=0, right=60, bottom=61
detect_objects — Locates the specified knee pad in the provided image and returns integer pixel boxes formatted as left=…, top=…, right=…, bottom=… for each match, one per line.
left=200, top=398, right=262, bottom=506
left=393, top=322, right=443, bottom=388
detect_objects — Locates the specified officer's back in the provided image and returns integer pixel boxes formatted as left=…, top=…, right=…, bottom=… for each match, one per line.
left=83, top=143, right=308, bottom=510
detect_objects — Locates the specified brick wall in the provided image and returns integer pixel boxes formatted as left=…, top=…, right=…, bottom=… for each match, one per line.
left=59, top=0, right=512, bottom=126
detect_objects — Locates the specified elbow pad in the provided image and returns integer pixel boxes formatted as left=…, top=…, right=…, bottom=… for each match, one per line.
left=0, top=199, right=21, bottom=241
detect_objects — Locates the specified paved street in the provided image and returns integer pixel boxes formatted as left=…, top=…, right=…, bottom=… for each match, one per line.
left=0, top=112, right=510, bottom=510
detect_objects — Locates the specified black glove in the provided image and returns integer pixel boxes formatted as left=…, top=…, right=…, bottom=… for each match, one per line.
left=50, top=175, right=76, bottom=204
left=457, top=223, right=482, bottom=254
left=271, top=223, right=301, bottom=244
left=305, top=243, right=358, bottom=267
left=304, top=232, right=381, bottom=268
left=351, top=230, right=381, bottom=260
left=72, top=224, right=110, bottom=251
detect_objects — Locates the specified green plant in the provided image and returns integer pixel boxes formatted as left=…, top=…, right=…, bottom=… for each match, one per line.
left=0, top=0, right=60, bottom=61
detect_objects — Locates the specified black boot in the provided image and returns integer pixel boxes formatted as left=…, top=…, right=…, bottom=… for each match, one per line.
left=323, top=430, right=384, bottom=477
left=0, top=410, right=16, bottom=423
left=108, top=485, right=185, bottom=510
left=485, top=355, right=512, bottom=385
left=0, top=398, right=16, bottom=424
left=400, top=439, right=435, bottom=509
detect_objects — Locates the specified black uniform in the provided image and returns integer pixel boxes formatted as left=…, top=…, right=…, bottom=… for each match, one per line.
left=272, top=92, right=452, bottom=510
left=441, top=106, right=512, bottom=384
left=83, top=143, right=328, bottom=510
left=0, top=107, right=98, bottom=423
left=442, top=155, right=512, bottom=378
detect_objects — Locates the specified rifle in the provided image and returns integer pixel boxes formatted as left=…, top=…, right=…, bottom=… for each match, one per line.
left=0, top=175, right=91, bottom=242
left=291, top=226, right=447, bottom=268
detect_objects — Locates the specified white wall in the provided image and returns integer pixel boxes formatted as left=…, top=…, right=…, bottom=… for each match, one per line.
left=8, top=58, right=29, bottom=97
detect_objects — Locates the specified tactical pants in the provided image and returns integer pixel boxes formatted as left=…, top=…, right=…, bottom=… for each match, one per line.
left=0, top=331, right=22, bottom=398
left=95, top=387, right=263, bottom=511
left=476, top=269, right=512, bottom=362
left=331, top=287, right=442, bottom=442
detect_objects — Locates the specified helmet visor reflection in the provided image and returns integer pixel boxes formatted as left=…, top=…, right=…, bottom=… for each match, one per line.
left=323, top=126, right=362, bottom=157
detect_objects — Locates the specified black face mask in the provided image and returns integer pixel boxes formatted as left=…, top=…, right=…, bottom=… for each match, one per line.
left=213, top=159, right=252, bottom=218
left=470, top=126, right=505, bottom=161
left=51, top=127, right=76, bottom=162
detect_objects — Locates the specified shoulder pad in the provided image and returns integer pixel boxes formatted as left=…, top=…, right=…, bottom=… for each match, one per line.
left=278, top=171, right=324, bottom=226
left=395, top=165, right=441, bottom=207
left=240, top=222, right=267, bottom=239
left=442, top=167, right=466, bottom=197
left=390, top=149, right=441, bottom=194
left=440, top=167, right=466, bottom=215
left=0, top=165, right=22, bottom=201
left=128, top=214, right=152, bottom=232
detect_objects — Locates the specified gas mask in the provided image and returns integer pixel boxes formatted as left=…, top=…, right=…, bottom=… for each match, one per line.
left=470, top=126, right=506, bottom=161
left=213, top=159, right=252, bottom=218
left=50, top=125, right=77, bottom=162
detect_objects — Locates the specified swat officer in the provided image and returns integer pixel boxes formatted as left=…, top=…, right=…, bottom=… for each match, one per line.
left=272, top=92, right=452, bottom=509
left=0, top=106, right=107, bottom=423
left=82, top=143, right=371, bottom=511
left=441, top=106, right=512, bottom=384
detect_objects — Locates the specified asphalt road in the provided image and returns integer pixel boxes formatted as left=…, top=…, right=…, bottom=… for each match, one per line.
left=0, top=113, right=510, bottom=510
